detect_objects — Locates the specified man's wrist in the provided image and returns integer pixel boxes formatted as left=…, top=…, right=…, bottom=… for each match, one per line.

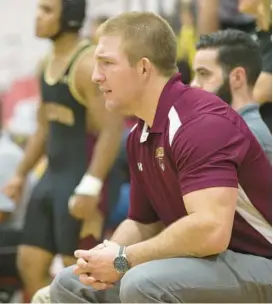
left=113, top=245, right=131, bottom=273
left=125, top=245, right=136, bottom=268
left=74, top=174, right=103, bottom=196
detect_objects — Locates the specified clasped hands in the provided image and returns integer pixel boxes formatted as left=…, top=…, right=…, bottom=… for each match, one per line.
left=73, top=240, right=123, bottom=290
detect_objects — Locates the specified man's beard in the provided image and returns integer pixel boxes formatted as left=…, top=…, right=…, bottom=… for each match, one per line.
left=214, top=79, right=233, bottom=106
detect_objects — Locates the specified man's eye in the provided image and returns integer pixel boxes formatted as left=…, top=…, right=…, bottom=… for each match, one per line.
left=199, top=71, right=209, bottom=77
left=104, top=61, right=112, bottom=65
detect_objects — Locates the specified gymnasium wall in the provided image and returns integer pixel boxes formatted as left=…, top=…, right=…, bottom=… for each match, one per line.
left=0, top=0, right=177, bottom=125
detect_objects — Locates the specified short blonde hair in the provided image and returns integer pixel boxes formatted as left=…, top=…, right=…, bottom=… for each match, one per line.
left=97, top=11, right=178, bottom=77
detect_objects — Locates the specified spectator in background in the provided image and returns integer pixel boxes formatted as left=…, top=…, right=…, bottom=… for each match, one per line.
left=8, top=100, right=38, bottom=150
left=239, top=0, right=272, bottom=131
left=0, top=99, right=35, bottom=294
left=176, top=0, right=197, bottom=83
left=89, top=16, right=109, bottom=45
left=0, top=100, right=35, bottom=232
left=196, top=0, right=256, bottom=35
left=192, top=29, right=272, bottom=162
left=195, top=0, right=272, bottom=131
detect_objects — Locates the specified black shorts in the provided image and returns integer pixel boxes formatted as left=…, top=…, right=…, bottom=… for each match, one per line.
left=21, top=171, right=82, bottom=256
left=0, top=228, right=22, bottom=278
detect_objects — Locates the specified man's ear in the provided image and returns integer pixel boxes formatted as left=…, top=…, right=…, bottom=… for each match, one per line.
left=229, top=67, right=247, bottom=90
left=137, top=57, right=153, bottom=79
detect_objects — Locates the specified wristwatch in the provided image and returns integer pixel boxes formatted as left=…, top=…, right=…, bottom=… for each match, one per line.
left=113, top=245, right=130, bottom=273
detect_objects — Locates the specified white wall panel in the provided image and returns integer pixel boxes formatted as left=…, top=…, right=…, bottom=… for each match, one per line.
left=0, top=0, right=176, bottom=88
left=0, top=0, right=50, bottom=87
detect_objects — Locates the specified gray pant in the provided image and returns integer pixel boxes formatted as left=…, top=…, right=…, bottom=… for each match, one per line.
left=50, top=250, right=271, bottom=303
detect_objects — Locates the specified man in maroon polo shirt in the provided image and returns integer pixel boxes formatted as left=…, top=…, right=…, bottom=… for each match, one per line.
left=37, top=11, right=271, bottom=304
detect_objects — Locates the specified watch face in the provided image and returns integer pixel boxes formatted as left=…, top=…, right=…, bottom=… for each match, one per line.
left=113, top=256, right=130, bottom=273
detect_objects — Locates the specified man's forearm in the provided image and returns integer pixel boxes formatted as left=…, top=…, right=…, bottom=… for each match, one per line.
left=16, top=129, right=46, bottom=177
left=126, top=213, right=228, bottom=267
left=110, top=219, right=164, bottom=246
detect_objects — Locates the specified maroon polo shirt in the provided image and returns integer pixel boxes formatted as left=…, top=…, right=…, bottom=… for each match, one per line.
left=127, top=74, right=272, bottom=258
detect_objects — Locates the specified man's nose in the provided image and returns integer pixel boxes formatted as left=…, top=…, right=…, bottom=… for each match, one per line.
left=92, top=64, right=104, bottom=84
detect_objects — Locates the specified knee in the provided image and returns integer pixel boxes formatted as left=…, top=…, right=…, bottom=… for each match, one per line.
left=119, top=263, right=157, bottom=303
left=17, top=245, right=52, bottom=277
left=50, top=266, right=76, bottom=302
left=31, top=286, right=51, bottom=303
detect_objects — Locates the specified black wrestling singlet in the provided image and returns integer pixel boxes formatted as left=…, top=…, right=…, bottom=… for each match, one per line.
left=41, top=40, right=96, bottom=180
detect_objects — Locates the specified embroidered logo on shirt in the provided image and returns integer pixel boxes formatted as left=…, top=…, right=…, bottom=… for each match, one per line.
left=137, top=162, right=143, bottom=171
left=155, top=147, right=165, bottom=171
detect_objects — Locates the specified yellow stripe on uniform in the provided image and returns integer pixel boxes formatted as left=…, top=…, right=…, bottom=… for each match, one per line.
left=68, top=44, right=97, bottom=107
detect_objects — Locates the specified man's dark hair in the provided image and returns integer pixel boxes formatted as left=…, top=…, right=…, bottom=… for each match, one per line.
left=196, top=29, right=262, bottom=86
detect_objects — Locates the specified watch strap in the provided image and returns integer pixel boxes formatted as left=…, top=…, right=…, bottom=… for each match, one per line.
left=119, top=245, right=125, bottom=256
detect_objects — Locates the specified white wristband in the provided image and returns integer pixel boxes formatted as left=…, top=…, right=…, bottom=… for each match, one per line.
left=74, top=174, right=103, bottom=196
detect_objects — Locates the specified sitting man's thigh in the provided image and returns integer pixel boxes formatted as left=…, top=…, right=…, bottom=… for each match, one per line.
left=50, top=266, right=121, bottom=303
left=49, top=251, right=271, bottom=303
left=120, top=251, right=271, bottom=303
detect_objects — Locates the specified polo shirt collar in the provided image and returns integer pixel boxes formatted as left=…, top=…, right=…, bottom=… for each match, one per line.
left=237, top=103, right=259, bottom=116
left=139, top=73, right=183, bottom=143
left=150, top=73, right=183, bottom=133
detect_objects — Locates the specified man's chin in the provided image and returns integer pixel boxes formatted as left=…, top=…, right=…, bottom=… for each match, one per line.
left=105, top=99, right=129, bottom=116
left=35, top=31, right=48, bottom=39
left=35, top=27, right=52, bottom=39
left=105, top=100, right=118, bottom=113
